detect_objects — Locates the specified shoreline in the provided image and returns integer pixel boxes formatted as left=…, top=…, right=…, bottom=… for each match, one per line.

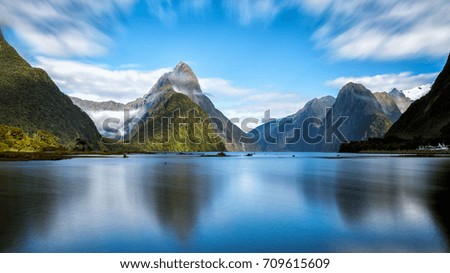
left=356, top=150, right=450, bottom=157
left=2, top=150, right=450, bottom=161
left=0, top=151, right=72, bottom=161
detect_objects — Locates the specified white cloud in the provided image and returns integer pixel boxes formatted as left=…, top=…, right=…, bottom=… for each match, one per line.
left=0, top=0, right=214, bottom=56
left=223, top=0, right=284, bottom=24
left=36, top=57, right=171, bottom=102
left=146, top=0, right=211, bottom=26
left=223, top=0, right=450, bottom=60
left=0, top=0, right=136, bottom=57
left=4, top=0, right=448, bottom=60
left=310, top=0, right=450, bottom=60
left=326, top=72, right=438, bottom=93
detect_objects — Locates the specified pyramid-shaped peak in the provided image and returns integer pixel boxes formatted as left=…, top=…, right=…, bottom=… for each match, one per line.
left=389, top=88, right=403, bottom=96
left=173, top=61, right=196, bottom=76
left=166, top=61, right=201, bottom=93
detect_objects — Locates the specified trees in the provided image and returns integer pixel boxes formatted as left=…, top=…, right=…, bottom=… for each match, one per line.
left=0, top=124, right=61, bottom=152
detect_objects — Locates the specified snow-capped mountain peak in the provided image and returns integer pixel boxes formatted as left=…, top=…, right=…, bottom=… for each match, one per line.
left=401, top=83, right=432, bottom=100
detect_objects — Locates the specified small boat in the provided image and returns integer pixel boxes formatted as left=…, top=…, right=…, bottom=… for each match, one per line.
left=417, top=143, right=449, bottom=151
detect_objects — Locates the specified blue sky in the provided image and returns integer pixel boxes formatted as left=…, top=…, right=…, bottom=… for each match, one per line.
left=1, top=0, right=449, bottom=122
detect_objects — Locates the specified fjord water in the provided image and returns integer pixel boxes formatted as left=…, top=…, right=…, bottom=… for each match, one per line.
left=0, top=153, right=449, bottom=253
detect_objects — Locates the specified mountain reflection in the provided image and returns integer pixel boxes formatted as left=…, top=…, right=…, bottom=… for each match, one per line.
left=335, top=177, right=371, bottom=225
left=0, top=166, right=59, bottom=251
left=426, top=161, right=450, bottom=250
left=1, top=155, right=450, bottom=252
left=332, top=159, right=429, bottom=227
left=141, top=160, right=213, bottom=243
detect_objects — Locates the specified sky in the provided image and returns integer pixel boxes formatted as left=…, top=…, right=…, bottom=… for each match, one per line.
left=1, top=0, right=449, bottom=123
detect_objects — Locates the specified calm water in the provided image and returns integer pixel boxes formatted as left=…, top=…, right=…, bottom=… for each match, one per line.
left=0, top=153, right=449, bottom=253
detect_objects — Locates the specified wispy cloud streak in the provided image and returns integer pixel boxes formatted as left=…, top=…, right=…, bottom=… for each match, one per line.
left=0, top=0, right=136, bottom=57
left=326, top=71, right=438, bottom=93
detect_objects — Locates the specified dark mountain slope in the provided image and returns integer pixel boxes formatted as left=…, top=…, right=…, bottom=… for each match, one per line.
left=250, top=96, right=335, bottom=151
left=0, top=32, right=100, bottom=149
left=321, top=83, right=392, bottom=151
left=386, top=54, right=450, bottom=140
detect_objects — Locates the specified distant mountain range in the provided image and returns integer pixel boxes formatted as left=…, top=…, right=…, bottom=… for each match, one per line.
left=250, top=82, right=427, bottom=152
left=249, top=96, right=335, bottom=152
left=0, top=31, right=100, bottom=150
left=71, top=62, right=434, bottom=152
left=341, top=55, right=450, bottom=152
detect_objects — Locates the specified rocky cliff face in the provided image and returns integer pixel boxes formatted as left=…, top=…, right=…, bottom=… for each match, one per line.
left=333, top=83, right=392, bottom=137
left=250, top=96, right=335, bottom=151
left=373, top=92, right=402, bottom=123
left=388, top=88, right=413, bottom=113
left=321, top=83, right=392, bottom=151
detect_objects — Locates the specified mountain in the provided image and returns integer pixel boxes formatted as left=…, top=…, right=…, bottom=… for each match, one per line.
left=388, top=88, right=413, bottom=113
left=373, top=92, right=402, bottom=122
left=321, top=83, right=393, bottom=151
left=250, top=96, right=335, bottom=151
left=402, top=84, right=432, bottom=100
left=251, top=83, right=396, bottom=152
left=129, top=91, right=225, bottom=152
left=0, top=31, right=100, bottom=149
left=145, top=62, right=251, bottom=151
left=71, top=97, right=127, bottom=112
left=70, top=96, right=147, bottom=138
left=73, top=62, right=252, bottom=151
left=386, top=54, right=450, bottom=140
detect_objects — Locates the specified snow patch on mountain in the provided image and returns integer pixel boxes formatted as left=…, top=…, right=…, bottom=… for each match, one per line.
left=401, top=83, right=432, bottom=100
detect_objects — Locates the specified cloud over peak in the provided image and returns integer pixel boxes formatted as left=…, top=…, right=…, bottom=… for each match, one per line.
left=36, top=57, right=171, bottom=102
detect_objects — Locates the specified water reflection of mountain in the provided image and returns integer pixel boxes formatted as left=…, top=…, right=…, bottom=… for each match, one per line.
left=334, top=160, right=405, bottom=226
left=0, top=166, right=60, bottom=252
left=296, top=158, right=450, bottom=252
left=333, top=159, right=450, bottom=251
left=425, top=161, right=450, bottom=250
left=141, top=160, right=213, bottom=243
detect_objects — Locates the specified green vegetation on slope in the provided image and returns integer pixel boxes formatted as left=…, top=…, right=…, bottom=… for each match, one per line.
left=132, top=92, right=226, bottom=152
left=0, top=124, right=61, bottom=152
left=0, top=32, right=101, bottom=150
